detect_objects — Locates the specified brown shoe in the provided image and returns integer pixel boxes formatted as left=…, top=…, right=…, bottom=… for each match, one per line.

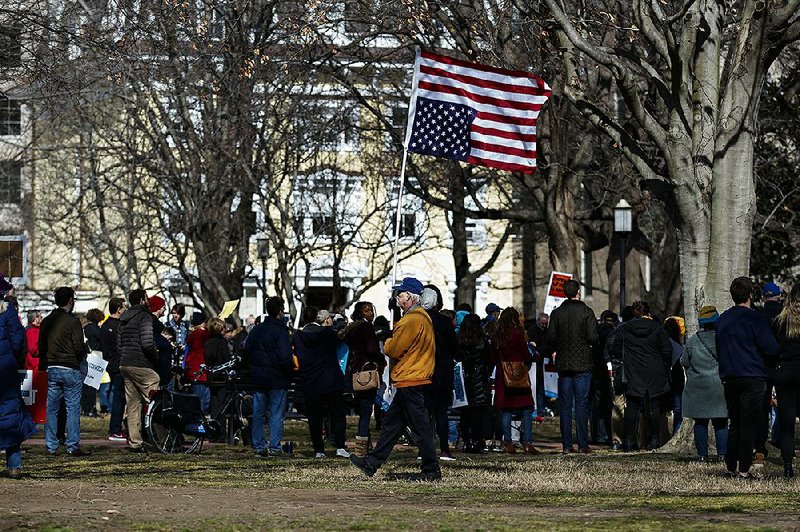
left=8, top=468, right=21, bottom=480
left=523, top=444, right=540, bottom=455
left=562, top=446, right=578, bottom=455
left=579, top=447, right=593, bottom=454
left=503, top=442, right=517, bottom=454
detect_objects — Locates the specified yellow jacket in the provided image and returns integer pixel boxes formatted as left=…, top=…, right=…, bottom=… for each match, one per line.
left=384, top=306, right=435, bottom=387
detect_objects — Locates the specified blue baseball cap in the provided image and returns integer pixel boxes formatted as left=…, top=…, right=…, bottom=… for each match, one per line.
left=393, top=277, right=424, bottom=295
left=762, top=282, right=782, bottom=298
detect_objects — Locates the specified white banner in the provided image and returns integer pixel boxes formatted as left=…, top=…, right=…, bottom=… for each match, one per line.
left=18, top=370, right=34, bottom=406
left=452, top=362, right=468, bottom=408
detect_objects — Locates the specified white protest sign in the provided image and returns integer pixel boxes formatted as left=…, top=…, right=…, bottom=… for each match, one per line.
left=84, top=351, right=109, bottom=390
left=451, top=362, right=468, bottom=408
left=18, top=370, right=35, bottom=406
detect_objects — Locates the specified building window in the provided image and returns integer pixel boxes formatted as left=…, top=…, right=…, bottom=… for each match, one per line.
left=0, top=98, right=21, bottom=136
left=0, top=23, right=22, bottom=68
left=0, top=238, right=24, bottom=278
left=0, top=161, right=21, bottom=204
left=311, top=214, right=336, bottom=236
left=387, top=178, right=423, bottom=240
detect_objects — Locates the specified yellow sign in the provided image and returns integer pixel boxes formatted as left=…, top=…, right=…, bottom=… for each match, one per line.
left=218, top=299, right=240, bottom=320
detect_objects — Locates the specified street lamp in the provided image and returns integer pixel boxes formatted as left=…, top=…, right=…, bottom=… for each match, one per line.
left=613, top=199, right=633, bottom=310
left=256, top=238, right=269, bottom=314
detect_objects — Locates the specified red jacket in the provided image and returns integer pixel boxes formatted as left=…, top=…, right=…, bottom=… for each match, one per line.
left=24, top=326, right=40, bottom=371
left=491, top=328, right=534, bottom=410
left=184, top=328, right=210, bottom=382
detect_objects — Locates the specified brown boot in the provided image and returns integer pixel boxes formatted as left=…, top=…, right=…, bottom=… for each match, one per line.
left=524, top=444, right=541, bottom=455
left=353, top=435, right=369, bottom=458
left=503, top=442, right=516, bottom=454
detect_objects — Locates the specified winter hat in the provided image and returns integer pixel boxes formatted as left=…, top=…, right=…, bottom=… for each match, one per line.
left=762, top=282, right=782, bottom=298
left=148, top=295, right=166, bottom=313
left=419, top=288, right=438, bottom=310
left=315, top=309, right=331, bottom=324
left=0, top=273, right=12, bottom=295
left=667, top=316, right=686, bottom=337
left=485, top=302, right=501, bottom=315
left=392, top=277, right=424, bottom=295
left=455, top=310, right=470, bottom=332
left=190, top=311, right=207, bottom=327
left=697, top=306, right=719, bottom=326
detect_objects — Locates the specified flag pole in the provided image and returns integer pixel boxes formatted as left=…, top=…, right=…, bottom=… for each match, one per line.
left=390, top=149, right=409, bottom=289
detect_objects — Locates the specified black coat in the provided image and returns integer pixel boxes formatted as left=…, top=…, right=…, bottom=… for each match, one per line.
left=84, top=322, right=102, bottom=352
left=292, top=324, right=344, bottom=396
left=100, top=316, right=121, bottom=374
left=547, top=299, right=598, bottom=373
left=38, top=308, right=87, bottom=371
left=611, top=317, right=672, bottom=398
left=428, top=310, right=459, bottom=393
left=460, top=340, right=491, bottom=406
left=118, top=305, right=158, bottom=369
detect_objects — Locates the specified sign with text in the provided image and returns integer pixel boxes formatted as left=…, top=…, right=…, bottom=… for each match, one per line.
left=18, top=370, right=48, bottom=423
left=83, top=351, right=109, bottom=390
left=543, top=271, right=574, bottom=316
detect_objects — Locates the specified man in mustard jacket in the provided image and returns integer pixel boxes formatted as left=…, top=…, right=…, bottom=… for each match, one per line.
left=349, top=277, right=441, bottom=480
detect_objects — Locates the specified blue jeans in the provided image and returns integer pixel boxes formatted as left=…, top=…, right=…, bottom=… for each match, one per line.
left=98, top=382, right=111, bottom=412
left=354, top=390, right=376, bottom=437
left=558, top=371, right=592, bottom=450
left=501, top=409, right=533, bottom=443
left=693, top=417, right=728, bottom=458
left=5, top=444, right=21, bottom=470
left=45, top=367, right=83, bottom=452
left=191, top=384, right=211, bottom=415
left=252, top=388, right=288, bottom=452
left=672, top=393, right=683, bottom=434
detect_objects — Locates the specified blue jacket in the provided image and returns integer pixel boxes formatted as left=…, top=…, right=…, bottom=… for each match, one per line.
left=716, top=305, right=780, bottom=381
left=0, top=301, right=35, bottom=449
left=246, top=316, right=293, bottom=389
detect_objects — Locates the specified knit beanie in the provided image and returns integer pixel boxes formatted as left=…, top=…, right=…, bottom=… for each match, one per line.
left=697, top=306, right=719, bottom=326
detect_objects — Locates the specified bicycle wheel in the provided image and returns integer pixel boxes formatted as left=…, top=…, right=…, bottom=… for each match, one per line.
left=145, top=398, right=204, bottom=454
left=227, top=393, right=253, bottom=446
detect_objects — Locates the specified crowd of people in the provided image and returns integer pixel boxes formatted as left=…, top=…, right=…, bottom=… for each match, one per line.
left=0, top=272, right=798, bottom=481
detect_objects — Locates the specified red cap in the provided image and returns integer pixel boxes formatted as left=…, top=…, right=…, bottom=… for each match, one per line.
left=148, top=295, right=166, bottom=313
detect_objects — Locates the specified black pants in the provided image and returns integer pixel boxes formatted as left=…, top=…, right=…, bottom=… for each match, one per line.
left=591, top=372, right=613, bottom=444
left=305, top=391, right=346, bottom=453
left=623, top=393, right=662, bottom=450
left=776, top=381, right=800, bottom=465
left=460, top=404, right=490, bottom=447
left=81, top=384, right=97, bottom=415
left=366, top=386, right=439, bottom=474
left=755, top=377, right=774, bottom=454
left=724, top=377, right=766, bottom=473
left=425, top=388, right=451, bottom=453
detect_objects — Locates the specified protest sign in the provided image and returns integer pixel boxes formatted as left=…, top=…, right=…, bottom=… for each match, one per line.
left=543, top=357, right=558, bottom=398
left=84, top=351, right=109, bottom=390
left=19, top=370, right=47, bottom=423
left=452, top=362, right=468, bottom=408
left=218, top=299, right=240, bottom=319
left=543, top=271, right=573, bottom=316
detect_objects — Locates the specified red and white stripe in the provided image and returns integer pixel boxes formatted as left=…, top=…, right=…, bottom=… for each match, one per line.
left=405, top=49, right=551, bottom=173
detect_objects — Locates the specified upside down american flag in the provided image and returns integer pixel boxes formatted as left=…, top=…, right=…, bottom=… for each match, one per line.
left=404, top=49, right=551, bottom=174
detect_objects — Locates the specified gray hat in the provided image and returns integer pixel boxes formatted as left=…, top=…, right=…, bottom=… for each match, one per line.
left=315, top=309, right=331, bottom=324
left=420, top=287, right=438, bottom=310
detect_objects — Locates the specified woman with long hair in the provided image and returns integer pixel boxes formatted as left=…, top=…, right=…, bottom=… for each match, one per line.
left=773, top=284, right=800, bottom=479
left=458, top=314, right=491, bottom=453
left=490, top=307, right=537, bottom=454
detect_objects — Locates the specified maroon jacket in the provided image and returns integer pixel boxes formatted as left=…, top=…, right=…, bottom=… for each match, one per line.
left=342, top=320, right=385, bottom=385
left=492, top=328, right=534, bottom=410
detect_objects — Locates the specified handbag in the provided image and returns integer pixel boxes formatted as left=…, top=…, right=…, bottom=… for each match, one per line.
left=501, top=360, right=531, bottom=389
left=352, top=362, right=380, bottom=391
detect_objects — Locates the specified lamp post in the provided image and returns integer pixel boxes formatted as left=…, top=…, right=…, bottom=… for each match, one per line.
left=613, top=199, right=633, bottom=310
left=256, top=238, right=269, bottom=314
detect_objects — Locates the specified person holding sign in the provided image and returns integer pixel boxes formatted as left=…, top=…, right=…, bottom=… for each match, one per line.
left=0, top=279, right=35, bottom=478
left=38, top=287, right=90, bottom=456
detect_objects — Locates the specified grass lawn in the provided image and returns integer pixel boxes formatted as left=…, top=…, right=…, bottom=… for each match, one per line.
left=1, top=417, right=798, bottom=530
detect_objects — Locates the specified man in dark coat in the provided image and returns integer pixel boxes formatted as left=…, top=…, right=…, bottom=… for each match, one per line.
left=547, top=280, right=598, bottom=454
left=526, top=312, right=551, bottom=416
left=421, top=284, right=459, bottom=460
left=716, top=277, right=780, bottom=478
left=118, top=289, right=160, bottom=452
left=755, top=281, right=783, bottom=464
left=246, top=296, right=293, bottom=457
left=38, top=286, right=89, bottom=456
left=611, top=301, right=672, bottom=451
left=590, top=310, right=617, bottom=446
left=101, top=297, right=126, bottom=441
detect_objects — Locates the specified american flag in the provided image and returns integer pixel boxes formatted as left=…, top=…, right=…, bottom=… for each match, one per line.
left=404, top=50, right=551, bottom=174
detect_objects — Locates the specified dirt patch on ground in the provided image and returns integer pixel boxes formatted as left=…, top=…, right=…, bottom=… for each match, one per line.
left=2, top=481, right=798, bottom=530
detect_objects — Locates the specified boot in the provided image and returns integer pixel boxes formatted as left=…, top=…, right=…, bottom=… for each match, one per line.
left=503, top=442, right=516, bottom=454
left=785, top=463, right=794, bottom=480
left=353, top=435, right=369, bottom=458
left=524, top=443, right=541, bottom=455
